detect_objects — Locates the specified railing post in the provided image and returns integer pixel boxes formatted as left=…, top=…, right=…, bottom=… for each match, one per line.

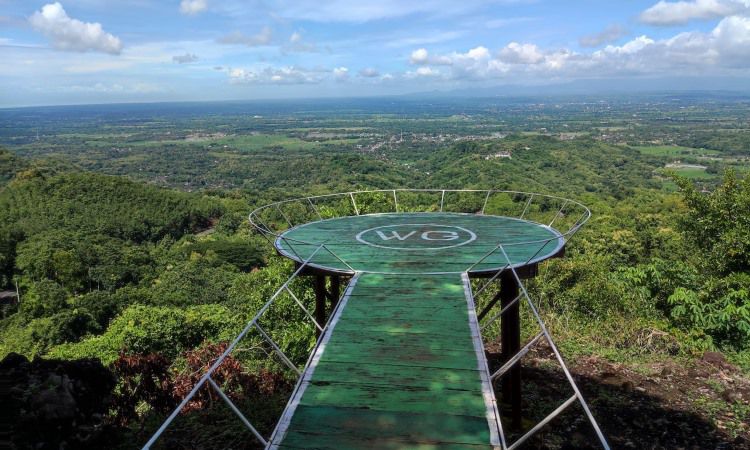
left=314, top=275, right=327, bottom=338
left=500, top=270, right=522, bottom=430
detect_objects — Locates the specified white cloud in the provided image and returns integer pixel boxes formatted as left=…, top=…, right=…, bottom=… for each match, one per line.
left=579, top=24, right=629, bottom=47
left=333, top=66, right=349, bottom=81
left=228, top=66, right=329, bottom=84
left=218, top=27, right=272, bottom=46
left=409, top=47, right=455, bottom=65
left=180, top=0, right=207, bottom=15
left=358, top=67, right=380, bottom=77
left=640, top=0, right=748, bottom=25
left=404, top=66, right=441, bottom=78
left=284, top=31, right=317, bottom=53
left=410, top=48, right=429, bottom=64
left=401, top=15, right=750, bottom=83
left=29, top=2, right=122, bottom=55
left=63, top=82, right=161, bottom=93
left=173, top=53, right=198, bottom=63
left=498, top=42, right=545, bottom=64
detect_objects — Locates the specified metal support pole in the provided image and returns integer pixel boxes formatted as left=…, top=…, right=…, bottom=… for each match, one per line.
left=500, top=270, right=522, bottom=430
left=314, top=275, right=327, bottom=338
left=330, top=275, right=341, bottom=310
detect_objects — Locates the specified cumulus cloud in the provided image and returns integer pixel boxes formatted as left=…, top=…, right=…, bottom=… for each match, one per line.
left=180, top=0, right=207, bottom=15
left=498, top=42, right=545, bottom=64
left=409, top=47, right=455, bottom=65
left=333, top=66, right=349, bottom=81
left=410, top=48, right=429, bottom=64
left=358, top=67, right=380, bottom=77
left=172, top=53, right=198, bottom=63
left=402, top=15, right=750, bottom=83
left=218, top=27, right=272, bottom=46
left=640, top=0, right=747, bottom=25
left=228, top=66, right=329, bottom=84
left=29, top=2, right=122, bottom=54
left=579, top=25, right=629, bottom=47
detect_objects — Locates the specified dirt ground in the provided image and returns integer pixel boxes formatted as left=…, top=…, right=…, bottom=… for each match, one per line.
left=486, top=344, right=750, bottom=449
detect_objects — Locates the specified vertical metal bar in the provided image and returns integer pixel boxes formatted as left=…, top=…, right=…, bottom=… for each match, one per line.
left=549, top=200, right=569, bottom=227
left=440, top=190, right=446, bottom=212
left=350, top=192, right=360, bottom=215
left=481, top=190, right=492, bottom=215
left=307, top=197, right=323, bottom=221
left=497, top=245, right=610, bottom=450
left=285, top=286, right=324, bottom=332
left=500, top=270, right=522, bottom=430
left=314, top=276, right=327, bottom=338
left=254, top=323, right=301, bottom=376
left=393, top=189, right=399, bottom=212
left=330, top=276, right=341, bottom=309
left=275, top=204, right=294, bottom=228
left=520, top=194, right=534, bottom=220
left=143, top=245, right=326, bottom=449
left=207, top=377, right=268, bottom=447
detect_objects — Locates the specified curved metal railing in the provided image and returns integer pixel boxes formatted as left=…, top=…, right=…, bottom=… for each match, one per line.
left=144, top=189, right=608, bottom=450
left=249, top=189, right=591, bottom=275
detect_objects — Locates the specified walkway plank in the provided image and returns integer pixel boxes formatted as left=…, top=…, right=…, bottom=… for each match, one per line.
left=271, top=273, right=501, bottom=449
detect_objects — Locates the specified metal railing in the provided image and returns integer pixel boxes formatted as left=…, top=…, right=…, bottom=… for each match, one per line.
left=249, top=189, right=591, bottom=275
left=144, top=188, right=606, bottom=449
left=142, top=244, right=352, bottom=449
left=472, top=244, right=610, bottom=450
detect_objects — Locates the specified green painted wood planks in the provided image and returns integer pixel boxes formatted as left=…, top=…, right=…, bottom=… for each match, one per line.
left=276, top=213, right=562, bottom=274
left=271, top=273, right=501, bottom=450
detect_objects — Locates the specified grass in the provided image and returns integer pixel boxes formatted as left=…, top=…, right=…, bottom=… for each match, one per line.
left=217, top=134, right=320, bottom=152
left=634, top=145, right=720, bottom=157
left=672, top=167, right=715, bottom=180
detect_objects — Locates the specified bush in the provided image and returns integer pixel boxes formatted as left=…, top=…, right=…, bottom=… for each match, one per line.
left=669, top=273, right=750, bottom=349
left=49, top=304, right=240, bottom=364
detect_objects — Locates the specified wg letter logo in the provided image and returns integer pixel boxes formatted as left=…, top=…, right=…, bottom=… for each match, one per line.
left=356, top=223, right=476, bottom=250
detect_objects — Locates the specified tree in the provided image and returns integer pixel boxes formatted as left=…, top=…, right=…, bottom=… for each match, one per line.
left=674, top=169, right=750, bottom=276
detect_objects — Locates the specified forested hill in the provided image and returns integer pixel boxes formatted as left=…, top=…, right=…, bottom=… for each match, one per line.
left=0, top=128, right=748, bottom=448
left=0, top=170, right=225, bottom=292
left=0, top=148, right=26, bottom=186
left=1, top=171, right=221, bottom=242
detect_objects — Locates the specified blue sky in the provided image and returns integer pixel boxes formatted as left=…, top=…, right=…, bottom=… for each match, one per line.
left=1, top=0, right=749, bottom=106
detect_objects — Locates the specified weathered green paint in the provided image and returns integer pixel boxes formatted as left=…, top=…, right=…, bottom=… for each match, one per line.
left=276, top=213, right=562, bottom=275
left=271, top=213, right=565, bottom=449
left=273, top=273, right=500, bottom=449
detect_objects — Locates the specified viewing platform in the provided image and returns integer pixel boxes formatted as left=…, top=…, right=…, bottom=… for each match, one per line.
left=145, top=189, right=608, bottom=450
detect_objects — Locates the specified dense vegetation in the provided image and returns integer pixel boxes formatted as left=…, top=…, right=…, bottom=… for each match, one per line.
left=0, top=95, right=748, bottom=448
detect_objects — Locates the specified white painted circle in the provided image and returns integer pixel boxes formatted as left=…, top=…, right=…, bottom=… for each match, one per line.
left=355, top=223, right=477, bottom=251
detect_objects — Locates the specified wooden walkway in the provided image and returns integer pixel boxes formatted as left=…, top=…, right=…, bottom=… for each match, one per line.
left=271, top=272, right=501, bottom=449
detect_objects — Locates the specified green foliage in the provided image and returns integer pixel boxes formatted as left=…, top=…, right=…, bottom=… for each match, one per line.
left=179, top=237, right=265, bottom=272
left=0, top=309, right=99, bottom=357
left=0, top=172, right=222, bottom=243
left=669, top=273, right=750, bottom=349
left=674, top=170, right=750, bottom=275
left=19, top=279, right=67, bottom=318
left=71, top=287, right=142, bottom=329
left=145, top=252, right=239, bottom=306
left=49, top=304, right=240, bottom=364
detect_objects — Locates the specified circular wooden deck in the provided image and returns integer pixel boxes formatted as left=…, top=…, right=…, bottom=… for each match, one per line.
left=275, top=212, right=564, bottom=275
